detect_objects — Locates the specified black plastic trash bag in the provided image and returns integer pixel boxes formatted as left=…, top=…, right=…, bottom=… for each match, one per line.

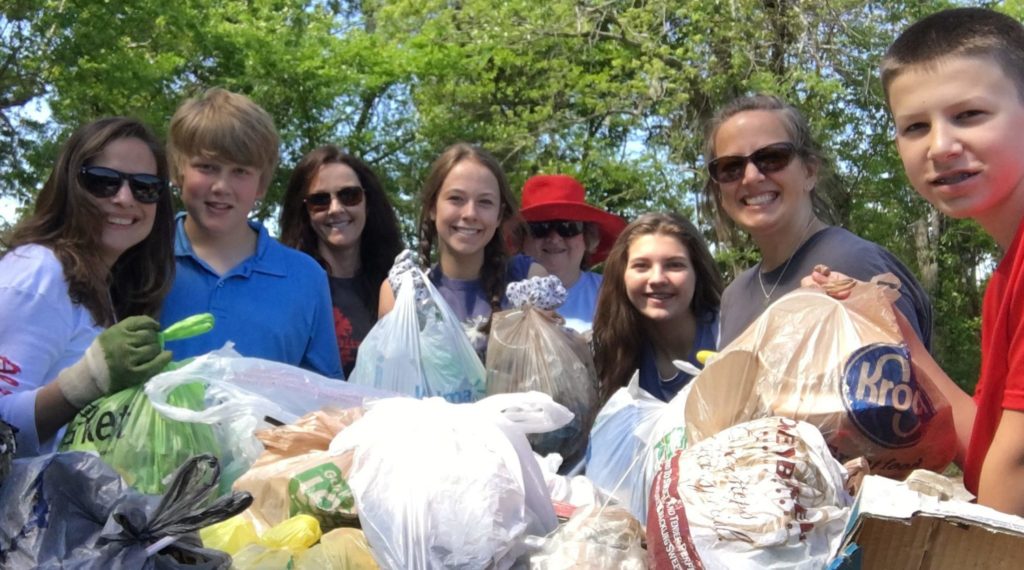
left=0, top=452, right=252, bottom=569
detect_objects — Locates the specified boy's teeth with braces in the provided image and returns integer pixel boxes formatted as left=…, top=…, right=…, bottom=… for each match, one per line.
left=934, top=172, right=974, bottom=185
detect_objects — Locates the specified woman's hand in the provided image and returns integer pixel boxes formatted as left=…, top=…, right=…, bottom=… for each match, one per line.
left=801, top=264, right=857, bottom=299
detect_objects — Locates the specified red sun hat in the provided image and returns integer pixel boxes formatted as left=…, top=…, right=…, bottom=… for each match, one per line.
left=519, top=174, right=627, bottom=264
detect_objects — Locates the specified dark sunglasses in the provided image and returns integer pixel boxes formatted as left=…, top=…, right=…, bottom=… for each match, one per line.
left=304, top=186, right=364, bottom=212
left=707, top=142, right=798, bottom=184
left=527, top=220, right=585, bottom=239
left=78, top=166, right=167, bottom=204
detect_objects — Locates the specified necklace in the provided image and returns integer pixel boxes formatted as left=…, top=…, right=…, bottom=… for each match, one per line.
left=757, top=221, right=818, bottom=307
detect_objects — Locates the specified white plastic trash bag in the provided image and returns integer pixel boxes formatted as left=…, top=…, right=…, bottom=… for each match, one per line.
left=647, top=416, right=852, bottom=570
left=145, top=344, right=395, bottom=490
left=586, top=372, right=690, bottom=523
left=350, top=269, right=487, bottom=403
left=328, top=392, right=570, bottom=569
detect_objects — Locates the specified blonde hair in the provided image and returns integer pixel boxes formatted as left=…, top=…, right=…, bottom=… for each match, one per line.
left=168, top=87, right=280, bottom=189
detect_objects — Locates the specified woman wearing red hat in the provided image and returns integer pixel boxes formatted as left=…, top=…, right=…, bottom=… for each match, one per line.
left=512, top=174, right=626, bottom=333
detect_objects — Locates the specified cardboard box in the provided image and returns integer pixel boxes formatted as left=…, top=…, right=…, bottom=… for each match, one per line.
left=834, top=475, right=1024, bottom=569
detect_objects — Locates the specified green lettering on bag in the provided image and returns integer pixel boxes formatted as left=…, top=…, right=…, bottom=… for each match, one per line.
left=288, top=462, right=355, bottom=527
left=653, top=427, right=688, bottom=463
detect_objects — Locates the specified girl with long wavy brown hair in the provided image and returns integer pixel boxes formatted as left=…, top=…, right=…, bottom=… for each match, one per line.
left=279, top=146, right=403, bottom=377
left=378, top=143, right=544, bottom=358
left=0, top=117, right=175, bottom=456
left=592, top=213, right=723, bottom=403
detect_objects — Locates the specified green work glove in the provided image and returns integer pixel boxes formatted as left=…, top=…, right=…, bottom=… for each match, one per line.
left=57, top=315, right=173, bottom=409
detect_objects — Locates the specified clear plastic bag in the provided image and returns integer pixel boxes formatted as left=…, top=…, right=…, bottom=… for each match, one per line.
left=143, top=345, right=393, bottom=492
left=686, top=276, right=956, bottom=479
left=486, top=304, right=599, bottom=469
left=586, top=373, right=690, bottom=523
left=349, top=269, right=487, bottom=403
left=529, top=503, right=647, bottom=570
left=328, top=392, right=569, bottom=570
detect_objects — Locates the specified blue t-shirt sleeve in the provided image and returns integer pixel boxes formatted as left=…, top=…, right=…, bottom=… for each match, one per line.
left=507, top=254, right=534, bottom=282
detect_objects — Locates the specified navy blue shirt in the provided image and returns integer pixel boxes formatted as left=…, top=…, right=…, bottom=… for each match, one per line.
left=638, top=311, right=719, bottom=402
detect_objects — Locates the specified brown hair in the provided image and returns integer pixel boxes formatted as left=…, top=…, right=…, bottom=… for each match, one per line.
left=592, top=212, right=723, bottom=402
left=3, top=117, right=175, bottom=325
left=418, top=143, right=517, bottom=331
left=168, top=87, right=280, bottom=189
left=882, top=8, right=1024, bottom=104
left=700, top=94, right=836, bottom=241
left=279, top=145, right=403, bottom=311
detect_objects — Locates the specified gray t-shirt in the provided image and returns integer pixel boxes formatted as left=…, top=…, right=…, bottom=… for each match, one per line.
left=719, top=227, right=933, bottom=349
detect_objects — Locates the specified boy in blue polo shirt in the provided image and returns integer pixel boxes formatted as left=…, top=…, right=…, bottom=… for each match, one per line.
left=160, top=88, right=342, bottom=378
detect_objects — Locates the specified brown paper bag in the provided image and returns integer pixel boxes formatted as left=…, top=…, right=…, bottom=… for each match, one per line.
left=234, top=408, right=363, bottom=531
left=685, top=275, right=955, bottom=479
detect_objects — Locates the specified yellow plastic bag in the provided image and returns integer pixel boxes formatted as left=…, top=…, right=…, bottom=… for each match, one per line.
left=200, top=513, right=259, bottom=556
left=294, top=528, right=380, bottom=569
left=260, top=514, right=322, bottom=553
left=231, top=544, right=294, bottom=569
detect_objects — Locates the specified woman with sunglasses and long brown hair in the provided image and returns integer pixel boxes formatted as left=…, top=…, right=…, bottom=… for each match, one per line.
left=702, top=94, right=933, bottom=347
left=279, top=145, right=403, bottom=377
left=0, top=117, right=175, bottom=456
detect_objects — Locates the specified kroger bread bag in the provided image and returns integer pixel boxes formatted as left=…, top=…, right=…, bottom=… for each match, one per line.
left=685, top=276, right=955, bottom=479
left=648, top=417, right=851, bottom=570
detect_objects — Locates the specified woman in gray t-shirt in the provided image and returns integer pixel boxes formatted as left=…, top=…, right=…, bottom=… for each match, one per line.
left=701, top=94, right=933, bottom=348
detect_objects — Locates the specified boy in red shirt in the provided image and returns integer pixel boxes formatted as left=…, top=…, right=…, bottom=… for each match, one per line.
left=882, top=7, right=1024, bottom=515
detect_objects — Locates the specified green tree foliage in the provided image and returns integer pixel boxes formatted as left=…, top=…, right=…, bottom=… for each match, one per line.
left=0, top=0, right=996, bottom=388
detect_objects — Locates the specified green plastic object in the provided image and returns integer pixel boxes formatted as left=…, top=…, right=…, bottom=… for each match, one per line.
left=159, top=313, right=215, bottom=348
left=58, top=314, right=219, bottom=494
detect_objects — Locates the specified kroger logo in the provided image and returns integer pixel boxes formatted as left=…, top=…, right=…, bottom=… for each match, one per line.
left=842, top=343, right=935, bottom=448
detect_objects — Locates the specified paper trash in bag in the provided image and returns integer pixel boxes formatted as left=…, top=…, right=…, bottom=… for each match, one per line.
left=233, top=408, right=364, bottom=532
left=486, top=276, right=599, bottom=468
left=685, top=276, right=955, bottom=479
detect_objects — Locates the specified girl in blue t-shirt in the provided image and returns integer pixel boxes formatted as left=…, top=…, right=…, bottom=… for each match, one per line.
left=378, top=143, right=544, bottom=356
left=592, top=213, right=723, bottom=403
